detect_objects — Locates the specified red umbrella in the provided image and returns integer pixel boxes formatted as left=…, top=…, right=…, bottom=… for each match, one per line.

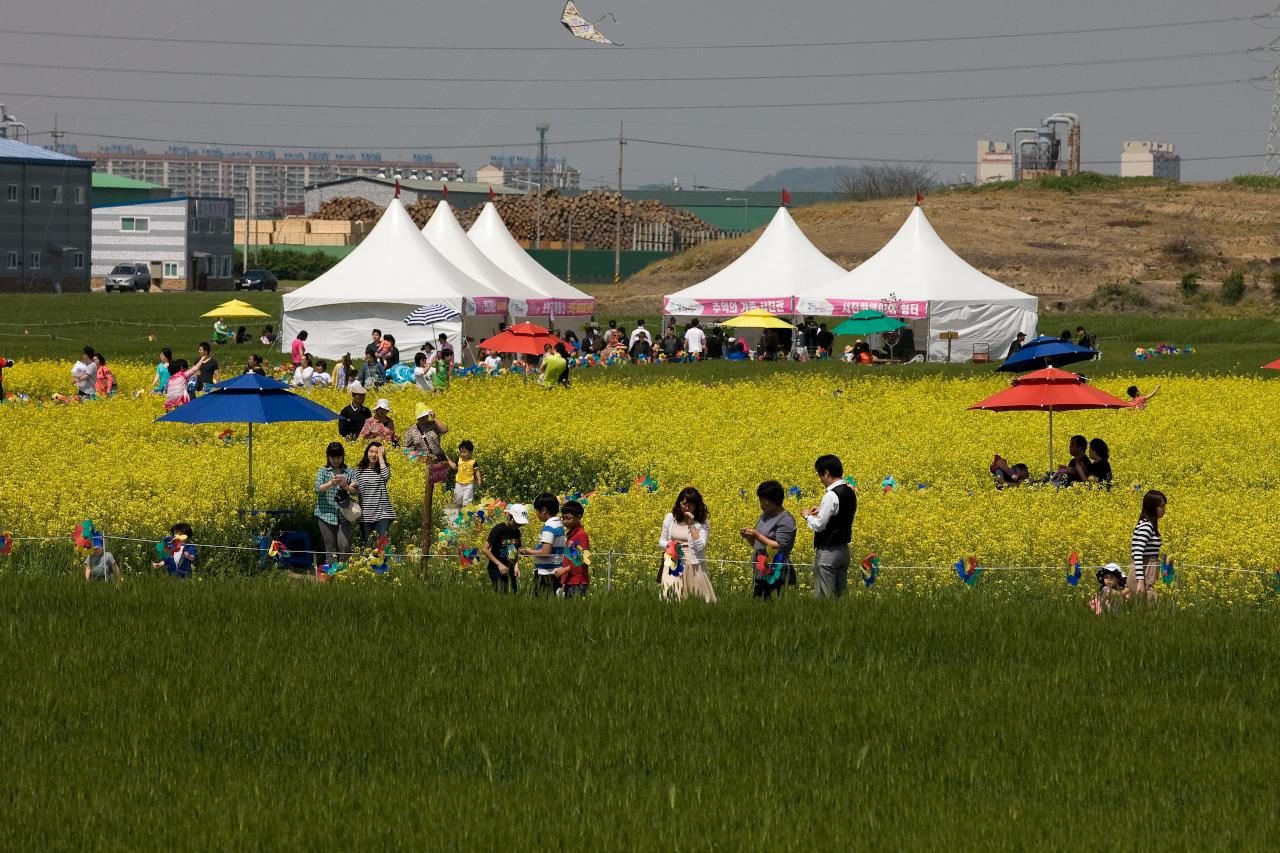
left=968, top=367, right=1132, bottom=469
left=478, top=322, right=564, bottom=356
left=1263, top=358, right=1280, bottom=370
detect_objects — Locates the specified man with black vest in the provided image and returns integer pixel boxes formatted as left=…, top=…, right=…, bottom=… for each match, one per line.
left=802, top=454, right=856, bottom=598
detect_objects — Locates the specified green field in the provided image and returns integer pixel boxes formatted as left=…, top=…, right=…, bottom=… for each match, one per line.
left=0, top=292, right=1277, bottom=379
left=3, top=579, right=1277, bottom=850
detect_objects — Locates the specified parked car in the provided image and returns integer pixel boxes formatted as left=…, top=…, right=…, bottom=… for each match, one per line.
left=105, top=263, right=152, bottom=293
left=234, top=269, right=278, bottom=292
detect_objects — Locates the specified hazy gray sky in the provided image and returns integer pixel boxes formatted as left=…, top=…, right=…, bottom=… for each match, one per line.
left=2, top=0, right=1275, bottom=187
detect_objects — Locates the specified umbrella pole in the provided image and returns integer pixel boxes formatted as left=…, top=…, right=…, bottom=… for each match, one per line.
left=248, top=422, right=255, bottom=506
left=1047, top=410, right=1054, bottom=473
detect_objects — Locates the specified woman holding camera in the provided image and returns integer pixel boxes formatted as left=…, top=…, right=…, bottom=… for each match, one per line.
left=314, top=441, right=357, bottom=565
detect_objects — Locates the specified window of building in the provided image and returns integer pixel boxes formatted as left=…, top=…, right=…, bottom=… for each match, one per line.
left=28, top=185, right=40, bottom=203
left=5, top=251, right=17, bottom=269
left=28, top=252, right=40, bottom=270
left=190, top=218, right=199, bottom=233
left=221, top=255, right=232, bottom=277
left=121, top=217, right=150, bottom=232
left=73, top=186, right=85, bottom=204
left=5, top=185, right=16, bottom=202
left=52, top=185, right=63, bottom=204
left=163, top=261, right=178, bottom=278
left=221, top=219, right=230, bottom=234
left=72, top=252, right=84, bottom=270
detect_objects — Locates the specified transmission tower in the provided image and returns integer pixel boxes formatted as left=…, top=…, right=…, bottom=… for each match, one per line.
left=1268, top=11, right=1280, bottom=176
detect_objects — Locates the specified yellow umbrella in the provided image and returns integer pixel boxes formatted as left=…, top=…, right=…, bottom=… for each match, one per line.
left=721, top=308, right=795, bottom=330
left=216, top=299, right=255, bottom=309
left=201, top=304, right=270, bottom=318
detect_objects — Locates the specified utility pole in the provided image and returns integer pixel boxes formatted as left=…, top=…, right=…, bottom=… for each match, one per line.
left=49, top=115, right=64, bottom=151
left=1267, top=37, right=1280, bottom=176
left=242, top=183, right=250, bottom=273
left=566, top=212, right=574, bottom=283
left=535, top=122, right=549, bottom=249
left=614, top=121, right=625, bottom=285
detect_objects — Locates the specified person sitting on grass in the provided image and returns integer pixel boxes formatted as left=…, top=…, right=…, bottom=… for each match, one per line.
left=259, top=325, right=277, bottom=346
left=554, top=500, right=590, bottom=598
left=1127, top=384, right=1161, bottom=411
left=84, top=534, right=120, bottom=582
left=990, top=455, right=1031, bottom=489
left=213, top=317, right=232, bottom=345
left=152, top=523, right=197, bottom=579
left=359, top=352, right=386, bottom=388
left=235, top=325, right=250, bottom=345
left=291, top=353, right=315, bottom=388
left=93, top=353, right=116, bottom=397
left=1091, top=563, right=1130, bottom=614
left=164, top=359, right=191, bottom=410
left=1050, top=435, right=1090, bottom=486
left=1086, top=438, right=1112, bottom=487
left=312, top=359, right=332, bottom=388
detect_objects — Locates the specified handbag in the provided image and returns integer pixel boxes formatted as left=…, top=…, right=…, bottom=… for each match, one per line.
left=335, top=481, right=362, bottom=524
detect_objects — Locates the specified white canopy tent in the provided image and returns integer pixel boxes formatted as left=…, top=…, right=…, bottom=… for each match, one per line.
left=467, top=202, right=596, bottom=318
left=423, top=201, right=551, bottom=319
left=795, top=205, right=1038, bottom=361
left=663, top=206, right=845, bottom=318
left=282, top=198, right=508, bottom=362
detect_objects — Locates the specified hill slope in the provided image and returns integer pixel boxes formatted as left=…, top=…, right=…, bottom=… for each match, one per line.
left=603, top=181, right=1280, bottom=315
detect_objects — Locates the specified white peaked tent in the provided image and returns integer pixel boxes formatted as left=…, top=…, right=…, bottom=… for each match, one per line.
left=795, top=205, right=1038, bottom=361
left=467, top=202, right=596, bottom=318
left=423, top=201, right=547, bottom=319
left=282, top=198, right=508, bottom=361
left=663, top=206, right=845, bottom=317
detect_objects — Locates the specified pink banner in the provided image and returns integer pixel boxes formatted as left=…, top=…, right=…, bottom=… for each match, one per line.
left=663, top=296, right=796, bottom=317
left=793, top=296, right=929, bottom=319
left=526, top=298, right=597, bottom=317
left=464, top=296, right=510, bottom=316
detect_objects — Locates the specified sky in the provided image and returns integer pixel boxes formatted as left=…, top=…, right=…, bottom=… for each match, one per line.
left=1, top=0, right=1276, bottom=188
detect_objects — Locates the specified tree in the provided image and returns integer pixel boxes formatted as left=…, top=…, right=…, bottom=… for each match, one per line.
left=837, top=163, right=937, bottom=202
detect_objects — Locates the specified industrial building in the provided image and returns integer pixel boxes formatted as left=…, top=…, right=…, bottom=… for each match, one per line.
left=91, top=196, right=236, bottom=290
left=304, top=176, right=522, bottom=216
left=976, top=140, right=1015, bottom=184
left=92, top=148, right=464, bottom=220
left=1120, top=141, right=1181, bottom=181
left=974, top=113, right=1082, bottom=184
left=476, top=156, right=581, bottom=191
left=0, top=137, right=93, bottom=293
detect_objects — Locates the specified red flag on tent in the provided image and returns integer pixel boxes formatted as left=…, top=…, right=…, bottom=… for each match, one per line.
left=488, top=185, right=495, bottom=201
left=394, top=178, right=401, bottom=198
left=781, top=188, right=792, bottom=206
left=915, top=191, right=924, bottom=204
left=442, top=183, right=449, bottom=200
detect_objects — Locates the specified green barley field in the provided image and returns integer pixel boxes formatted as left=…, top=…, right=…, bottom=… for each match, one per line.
left=2, top=578, right=1277, bottom=850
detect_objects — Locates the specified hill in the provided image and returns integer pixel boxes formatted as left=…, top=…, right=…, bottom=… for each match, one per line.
left=746, top=165, right=858, bottom=193
left=602, top=179, right=1280, bottom=316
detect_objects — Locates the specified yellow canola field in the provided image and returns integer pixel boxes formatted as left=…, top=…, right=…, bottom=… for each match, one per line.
left=2, top=360, right=1277, bottom=602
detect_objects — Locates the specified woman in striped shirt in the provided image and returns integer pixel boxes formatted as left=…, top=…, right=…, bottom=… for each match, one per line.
left=354, top=441, right=396, bottom=543
left=1130, top=489, right=1166, bottom=600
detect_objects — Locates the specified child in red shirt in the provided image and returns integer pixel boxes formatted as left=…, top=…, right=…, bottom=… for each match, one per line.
left=555, top=500, right=590, bottom=598
left=0, top=355, right=12, bottom=402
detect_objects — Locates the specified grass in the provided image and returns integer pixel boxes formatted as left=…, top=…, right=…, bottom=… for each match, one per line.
left=1, top=578, right=1276, bottom=849
left=1, top=292, right=1278, bottom=378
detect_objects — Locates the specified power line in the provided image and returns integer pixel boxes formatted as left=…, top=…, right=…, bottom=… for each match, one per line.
left=1, top=76, right=1260, bottom=113
left=629, top=137, right=1262, bottom=167
left=0, top=14, right=1264, bottom=52
left=29, top=131, right=616, bottom=151
left=0, top=48, right=1251, bottom=84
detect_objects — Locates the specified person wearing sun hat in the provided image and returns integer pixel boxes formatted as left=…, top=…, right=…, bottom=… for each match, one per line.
left=338, top=380, right=371, bottom=440
left=481, top=503, right=528, bottom=593
left=404, top=402, right=448, bottom=461
left=358, top=397, right=399, bottom=446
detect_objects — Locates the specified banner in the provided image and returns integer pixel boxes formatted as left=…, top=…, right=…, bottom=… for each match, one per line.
left=525, top=298, right=597, bottom=317
left=663, top=297, right=796, bottom=317
left=463, top=297, right=511, bottom=316
left=793, top=296, right=929, bottom=319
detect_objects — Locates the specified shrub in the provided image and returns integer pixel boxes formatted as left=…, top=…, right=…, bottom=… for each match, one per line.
left=1179, top=272, right=1200, bottom=299
left=233, top=248, right=340, bottom=282
left=1230, top=174, right=1280, bottom=190
left=1087, top=279, right=1150, bottom=311
left=1220, top=270, right=1246, bottom=305
left=1271, top=271, right=1280, bottom=301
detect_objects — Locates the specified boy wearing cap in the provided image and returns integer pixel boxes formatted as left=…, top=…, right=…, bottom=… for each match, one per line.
left=520, top=493, right=565, bottom=597
left=84, top=535, right=120, bottom=582
left=481, top=504, right=527, bottom=593
left=338, top=381, right=371, bottom=440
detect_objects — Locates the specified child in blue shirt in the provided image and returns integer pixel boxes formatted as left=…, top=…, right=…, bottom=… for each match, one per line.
left=152, top=522, right=198, bottom=578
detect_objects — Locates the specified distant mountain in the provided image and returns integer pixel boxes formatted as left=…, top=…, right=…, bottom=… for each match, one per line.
left=746, top=166, right=857, bottom=193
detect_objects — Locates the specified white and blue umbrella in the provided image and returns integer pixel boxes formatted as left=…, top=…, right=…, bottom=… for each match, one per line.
left=403, top=304, right=460, bottom=326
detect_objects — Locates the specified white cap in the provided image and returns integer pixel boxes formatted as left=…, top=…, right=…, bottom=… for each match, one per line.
left=506, top=504, right=530, bottom=525
left=347, top=380, right=367, bottom=395
left=374, top=398, right=391, bottom=412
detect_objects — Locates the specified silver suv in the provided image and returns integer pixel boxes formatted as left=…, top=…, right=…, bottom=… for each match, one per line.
left=105, top=263, right=152, bottom=293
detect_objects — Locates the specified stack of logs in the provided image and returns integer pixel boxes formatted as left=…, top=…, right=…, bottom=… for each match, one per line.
left=313, top=189, right=724, bottom=250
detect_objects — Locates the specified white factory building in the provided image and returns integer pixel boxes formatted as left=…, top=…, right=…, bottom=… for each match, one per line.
left=1120, top=141, right=1180, bottom=181
left=976, top=139, right=1015, bottom=184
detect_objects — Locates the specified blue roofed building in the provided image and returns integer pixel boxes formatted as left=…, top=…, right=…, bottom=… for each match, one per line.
left=0, top=138, right=93, bottom=292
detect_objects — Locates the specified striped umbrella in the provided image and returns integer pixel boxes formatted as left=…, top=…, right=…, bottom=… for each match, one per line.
left=403, top=304, right=460, bottom=326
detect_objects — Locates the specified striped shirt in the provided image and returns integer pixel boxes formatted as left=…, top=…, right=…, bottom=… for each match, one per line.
left=1131, top=518, right=1161, bottom=581
left=354, top=465, right=396, bottom=521
left=535, top=516, right=566, bottom=576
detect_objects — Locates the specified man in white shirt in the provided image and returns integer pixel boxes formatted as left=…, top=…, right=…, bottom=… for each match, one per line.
left=71, top=347, right=97, bottom=397
left=802, top=454, right=856, bottom=599
left=683, top=319, right=706, bottom=357
left=628, top=320, right=650, bottom=349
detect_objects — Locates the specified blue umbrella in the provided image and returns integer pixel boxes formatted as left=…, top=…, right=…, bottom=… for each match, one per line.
left=998, top=335, right=1098, bottom=372
left=155, top=373, right=338, bottom=502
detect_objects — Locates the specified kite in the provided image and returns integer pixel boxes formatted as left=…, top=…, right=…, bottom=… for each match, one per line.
left=561, top=1, right=621, bottom=45
left=1160, top=554, right=1176, bottom=586
left=460, top=547, right=480, bottom=567
left=1066, top=551, right=1082, bottom=587
left=753, top=548, right=785, bottom=585
left=861, top=553, right=880, bottom=588
left=0, top=531, right=13, bottom=557
left=663, top=541, right=685, bottom=578
left=268, top=539, right=291, bottom=561
left=787, top=486, right=803, bottom=501
left=73, top=520, right=96, bottom=554
left=955, top=556, right=982, bottom=587
left=881, top=475, right=897, bottom=494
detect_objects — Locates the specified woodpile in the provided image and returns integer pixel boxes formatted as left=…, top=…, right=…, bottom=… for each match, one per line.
left=313, top=191, right=725, bottom=250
